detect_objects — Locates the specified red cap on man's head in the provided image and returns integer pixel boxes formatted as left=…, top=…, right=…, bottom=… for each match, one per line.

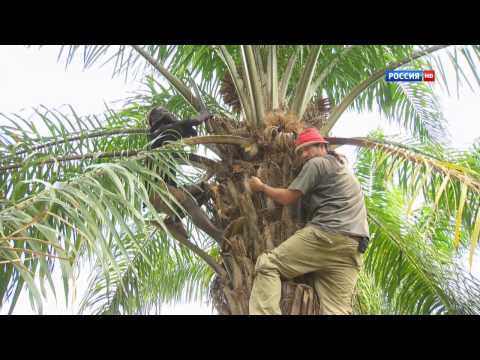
left=295, top=128, right=328, bottom=153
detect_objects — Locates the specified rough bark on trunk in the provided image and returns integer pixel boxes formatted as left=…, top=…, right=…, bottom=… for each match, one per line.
left=202, top=116, right=321, bottom=315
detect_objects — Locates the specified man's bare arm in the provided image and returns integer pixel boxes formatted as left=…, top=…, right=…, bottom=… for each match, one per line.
left=248, top=176, right=302, bottom=206
left=261, top=184, right=302, bottom=206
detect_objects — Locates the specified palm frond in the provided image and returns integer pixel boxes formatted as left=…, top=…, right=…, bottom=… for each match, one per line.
left=56, top=45, right=174, bottom=81
left=131, top=45, right=203, bottom=113
left=306, top=45, right=357, bottom=106
left=354, top=145, right=480, bottom=313
left=0, top=103, right=235, bottom=193
left=242, top=45, right=265, bottom=127
left=0, top=106, right=149, bottom=202
left=353, top=270, right=397, bottom=314
left=322, top=45, right=480, bottom=138
left=267, top=45, right=279, bottom=110
left=322, top=46, right=447, bottom=133
left=278, top=50, right=298, bottom=106
left=330, top=79, right=447, bottom=143
left=0, top=148, right=184, bottom=313
left=387, top=81, right=446, bottom=143
left=79, top=224, right=215, bottom=315
left=345, top=132, right=480, bottom=270
left=363, top=187, right=480, bottom=314
left=51, top=46, right=480, bottom=128
left=289, top=46, right=322, bottom=119
left=0, top=105, right=146, bottom=158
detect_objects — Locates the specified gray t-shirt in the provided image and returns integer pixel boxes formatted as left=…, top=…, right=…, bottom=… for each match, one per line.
left=288, top=154, right=370, bottom=239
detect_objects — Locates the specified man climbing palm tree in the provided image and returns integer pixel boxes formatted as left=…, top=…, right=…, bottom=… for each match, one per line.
left=147, top=107, right=225, bottom=245
left=248, top=127, right=370, bottom=315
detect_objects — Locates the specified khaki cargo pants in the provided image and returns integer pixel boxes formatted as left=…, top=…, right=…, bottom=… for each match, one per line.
left=249, top=225, right=362, bottom=315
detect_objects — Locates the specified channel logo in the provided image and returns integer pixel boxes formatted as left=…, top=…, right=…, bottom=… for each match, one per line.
left=385, top=70, right=435, bottom=82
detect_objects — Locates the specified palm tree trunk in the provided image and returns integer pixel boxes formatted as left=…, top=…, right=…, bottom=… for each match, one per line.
left=204, top=117, right=321, bottom=314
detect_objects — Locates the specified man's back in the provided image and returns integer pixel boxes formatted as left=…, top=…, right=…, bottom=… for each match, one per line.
left=288, top=155, right=370, bottom=238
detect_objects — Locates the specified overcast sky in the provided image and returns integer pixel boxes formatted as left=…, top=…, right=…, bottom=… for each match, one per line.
left=1, top=45, right=479, bottom=315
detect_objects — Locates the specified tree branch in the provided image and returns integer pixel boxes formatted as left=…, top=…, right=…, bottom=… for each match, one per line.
left=149, top=220, right=226, bottom=278
left=290, top=46, right=322, bottom=119
left=243, top=45, right=266, bottom=127
left=1, top=135, right=250, bottom=173
left=182, top=135, right=251, bottom=147
left=10, top=128, right=147, bottom=157
left=0, top=150, right=144, bottom=171
left=212, top=45, right=253, bottom=124
left=1, top=151, right=219, bottom=173
left=326, top=136, right=480, bottom=193
left=131, top=45, right=203, bottom=112
left=307, top=45, right=357, bottom=102
left=185, top=154, right=219, bottom=172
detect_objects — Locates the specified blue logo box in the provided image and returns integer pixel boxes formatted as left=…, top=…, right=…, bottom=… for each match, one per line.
left=385, top=70, right=424, bottom=82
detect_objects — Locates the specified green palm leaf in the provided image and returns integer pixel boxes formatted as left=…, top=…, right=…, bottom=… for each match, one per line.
left=6, top=44, right=479, bottom=314
left=79, top=225, right=215, bottom=315
left=354, top=146, right=480, bottom=314
left=0, top=147, right=183, bottom=313
left=348, top=132, right=480, bottom=268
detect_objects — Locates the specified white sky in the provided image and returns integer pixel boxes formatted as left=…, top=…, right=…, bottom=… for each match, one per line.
left=0, top=45, right=479, bottom=315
